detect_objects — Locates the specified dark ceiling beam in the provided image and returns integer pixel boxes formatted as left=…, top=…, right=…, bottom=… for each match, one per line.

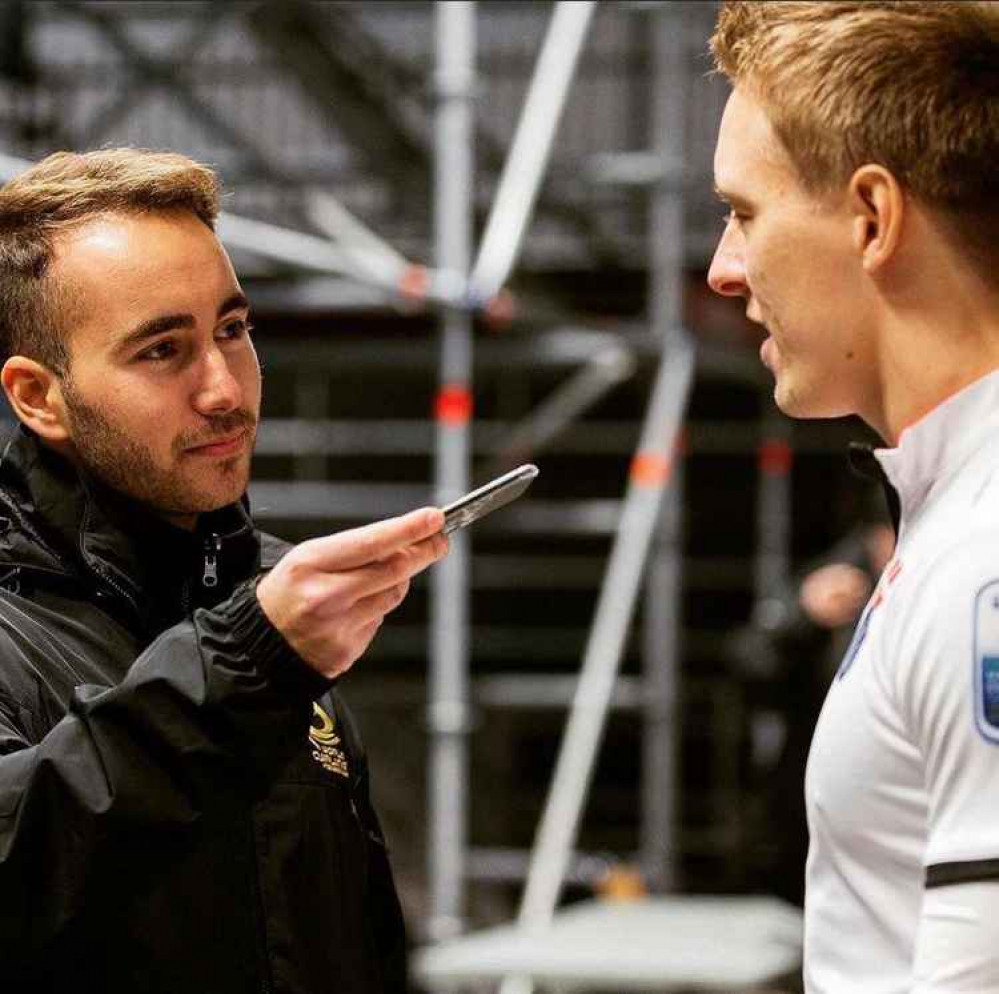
left=247, top=0, right=432, bottom=204
left=247, top=0, right=630, bottom=269
left=64, top=2, right=236, bottom=151
left=55, top=1, right=300, bottom=187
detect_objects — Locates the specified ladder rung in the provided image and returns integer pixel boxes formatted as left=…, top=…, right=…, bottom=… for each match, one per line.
left=474, top=674, right=644, bottom=710
left=466, top=847, right=635, bottom=885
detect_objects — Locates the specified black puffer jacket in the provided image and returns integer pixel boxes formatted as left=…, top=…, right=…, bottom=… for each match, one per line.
left=0, top=427, right=407, bottom=993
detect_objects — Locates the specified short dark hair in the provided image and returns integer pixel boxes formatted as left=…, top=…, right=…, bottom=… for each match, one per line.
left=0, top=148, right=221, bottom=373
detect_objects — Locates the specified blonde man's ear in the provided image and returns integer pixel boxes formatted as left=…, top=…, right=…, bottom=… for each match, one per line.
left=848, top=164, right=906, bottom=276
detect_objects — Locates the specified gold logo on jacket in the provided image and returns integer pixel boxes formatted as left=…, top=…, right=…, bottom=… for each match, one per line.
left=309, top=702, right=349, bottom=779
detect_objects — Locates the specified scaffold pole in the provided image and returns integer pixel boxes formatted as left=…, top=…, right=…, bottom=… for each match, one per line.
left=428, top=0, right=476, bottom=944
left=469, top=1, right=598, bottom=303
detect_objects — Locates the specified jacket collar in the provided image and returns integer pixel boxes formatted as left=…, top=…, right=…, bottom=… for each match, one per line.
left=0, top=425, right=261, bottom=633
left=866, top=368, right=999, bottom=529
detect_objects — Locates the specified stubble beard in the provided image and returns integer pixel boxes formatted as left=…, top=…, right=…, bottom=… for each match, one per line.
left=60, top=376, right=257, bottom=518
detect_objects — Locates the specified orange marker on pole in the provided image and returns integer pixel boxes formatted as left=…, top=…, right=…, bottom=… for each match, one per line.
left=435, top=384, right=474, bottom=426
left=630, top=452, right=673, bottom=488
left=759, top=439, right=793, bottom=476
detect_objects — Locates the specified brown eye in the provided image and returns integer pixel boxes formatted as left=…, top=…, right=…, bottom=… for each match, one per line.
left=139, top=340, right=176, bottom=361
left=218, top=320, right=253, bottom=342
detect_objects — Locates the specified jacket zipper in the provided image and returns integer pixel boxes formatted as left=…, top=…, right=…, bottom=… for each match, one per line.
left=77, top=503, right=142, bottom=617
left=90, top=560, right=141, bottom=616
left=202, top=533, right=222, bottom=588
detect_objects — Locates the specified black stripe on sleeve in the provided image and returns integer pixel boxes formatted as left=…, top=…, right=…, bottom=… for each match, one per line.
left=926, top=859, right=999, bottom=888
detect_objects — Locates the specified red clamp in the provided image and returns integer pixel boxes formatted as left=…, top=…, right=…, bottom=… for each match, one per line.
left=436, top=384, right=474, bottom=426
left=759, top=439, right=793, bottom=477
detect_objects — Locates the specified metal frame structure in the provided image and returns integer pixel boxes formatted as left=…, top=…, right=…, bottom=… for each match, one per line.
left=0, top=7, right=813, bottom=987
left=426, top=0, right=605, bottom=941
left=639, top=0, right=691, bottom=895
left=428, top=0, right=476, bottom=943
left=54, top=0, right=309, bottom=203
left=499, top=334, right=695, bottom=994
left=490, top=6, right=694, bottom=991
left=469, top=1, right=598, bottom=305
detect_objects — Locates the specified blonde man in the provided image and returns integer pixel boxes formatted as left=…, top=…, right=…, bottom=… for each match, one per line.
left=708, top=2, right=999, bottom=991
left=0, top=149, right=447, bottom=992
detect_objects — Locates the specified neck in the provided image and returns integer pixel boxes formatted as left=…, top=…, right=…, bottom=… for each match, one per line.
left=861, top=243, right=999, bottom=445
left=162, top=511, right=199, bottom=531
left=871, top=314, right=999, bottom=446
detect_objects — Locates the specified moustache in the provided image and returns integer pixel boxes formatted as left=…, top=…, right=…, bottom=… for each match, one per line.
left=175, top=410, right=258, bottom=453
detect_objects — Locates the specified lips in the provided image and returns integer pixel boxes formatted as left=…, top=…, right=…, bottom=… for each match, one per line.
left=760, top=336, right=777, bottom=370
left=186, top=430, right=247, bottom=457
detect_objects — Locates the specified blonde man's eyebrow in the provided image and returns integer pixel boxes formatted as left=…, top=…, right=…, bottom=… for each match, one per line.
left=714, top=184, right=753, bottom=209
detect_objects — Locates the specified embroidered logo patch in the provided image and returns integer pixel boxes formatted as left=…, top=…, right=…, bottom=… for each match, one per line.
left=309, top=702, right=350, bottom=778
left=973, top=581, right=999, bottom=744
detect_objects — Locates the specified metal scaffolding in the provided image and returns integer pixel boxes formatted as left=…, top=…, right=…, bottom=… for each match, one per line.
left=0, top=6, right=813, bottom=987
left=426, top=0, right=603, bottom=940
left=428, top=0, right=476, bottom=943
left=639, top=0, right=691, bottom=895
left=415, top=4, right=802, bottom=991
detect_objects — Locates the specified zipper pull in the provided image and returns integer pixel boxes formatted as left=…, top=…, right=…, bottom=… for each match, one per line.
left=202, top=534, right=221, bottom=588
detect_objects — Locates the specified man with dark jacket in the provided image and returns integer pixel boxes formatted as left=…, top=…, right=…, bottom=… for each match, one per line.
left=0, top=148, right=448, bottom=992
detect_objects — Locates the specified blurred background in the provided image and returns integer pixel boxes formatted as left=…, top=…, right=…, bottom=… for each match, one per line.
left=0, top=1, right=887, bottom=990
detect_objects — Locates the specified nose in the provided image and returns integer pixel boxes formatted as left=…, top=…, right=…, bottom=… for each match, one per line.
left=193, top=346, right=242, bottom=416
left=707, top=220, right=748, bottom=298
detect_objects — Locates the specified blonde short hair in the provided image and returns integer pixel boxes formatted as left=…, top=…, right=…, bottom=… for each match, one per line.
left=711, top=1, right=999, bottom=280
left=0, top=148, right=221, bottom=372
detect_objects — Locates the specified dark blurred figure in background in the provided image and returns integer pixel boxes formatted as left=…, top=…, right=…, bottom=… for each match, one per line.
left=735, top=489, right=893, bottom=907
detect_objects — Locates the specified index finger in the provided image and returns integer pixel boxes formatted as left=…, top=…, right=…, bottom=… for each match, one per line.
left=306, top=506, right=445, bottom=572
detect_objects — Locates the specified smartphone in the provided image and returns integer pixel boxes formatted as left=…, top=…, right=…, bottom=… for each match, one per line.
left=442, top=464, right=539, bottom=534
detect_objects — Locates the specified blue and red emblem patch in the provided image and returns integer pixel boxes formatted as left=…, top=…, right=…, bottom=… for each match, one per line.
left=973, top=581, right=999, bottom=744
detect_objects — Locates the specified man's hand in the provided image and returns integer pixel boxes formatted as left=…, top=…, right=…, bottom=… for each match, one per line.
left=256, top=507, right=448, bottom=679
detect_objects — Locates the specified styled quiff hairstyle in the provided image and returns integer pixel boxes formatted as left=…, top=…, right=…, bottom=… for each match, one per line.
left=0, top=148, right=221, bottom=373
left=711, top=1, right=999, bottom=281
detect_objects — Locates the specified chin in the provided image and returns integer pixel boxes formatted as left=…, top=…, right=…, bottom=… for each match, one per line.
left=212, top=482, right=249, bottom=511
left=182, top=476, right=249, bottom=516
left=775, top=380, right=854, bottom=420
left=773, top=374, right=812, bottom=418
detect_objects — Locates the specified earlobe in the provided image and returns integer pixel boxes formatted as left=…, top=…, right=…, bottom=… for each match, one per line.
left=849, top=165, right=904, bottom=274
left=0, top=357, right=71, bottom=443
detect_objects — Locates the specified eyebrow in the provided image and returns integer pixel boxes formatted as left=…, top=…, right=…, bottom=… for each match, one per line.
left=113, top=292, right=250, bottom=355
left=713, top=184, right=753, bottom=208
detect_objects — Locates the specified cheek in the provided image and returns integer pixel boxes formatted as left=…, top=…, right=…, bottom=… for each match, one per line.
left=750, top=240, right=825, bottom=320
left=246, top=363, right=263, bottom=408
left=98, top=390, right=184, bottom=452
left=742, top=232, right=782, bottom=301
left=235, top=349, right=262, bottom=408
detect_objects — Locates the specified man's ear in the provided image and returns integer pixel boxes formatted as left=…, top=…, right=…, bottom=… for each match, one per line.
left=1, top=357, right=71, bottom=443
left=848, top=164, right=905, bottom=275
